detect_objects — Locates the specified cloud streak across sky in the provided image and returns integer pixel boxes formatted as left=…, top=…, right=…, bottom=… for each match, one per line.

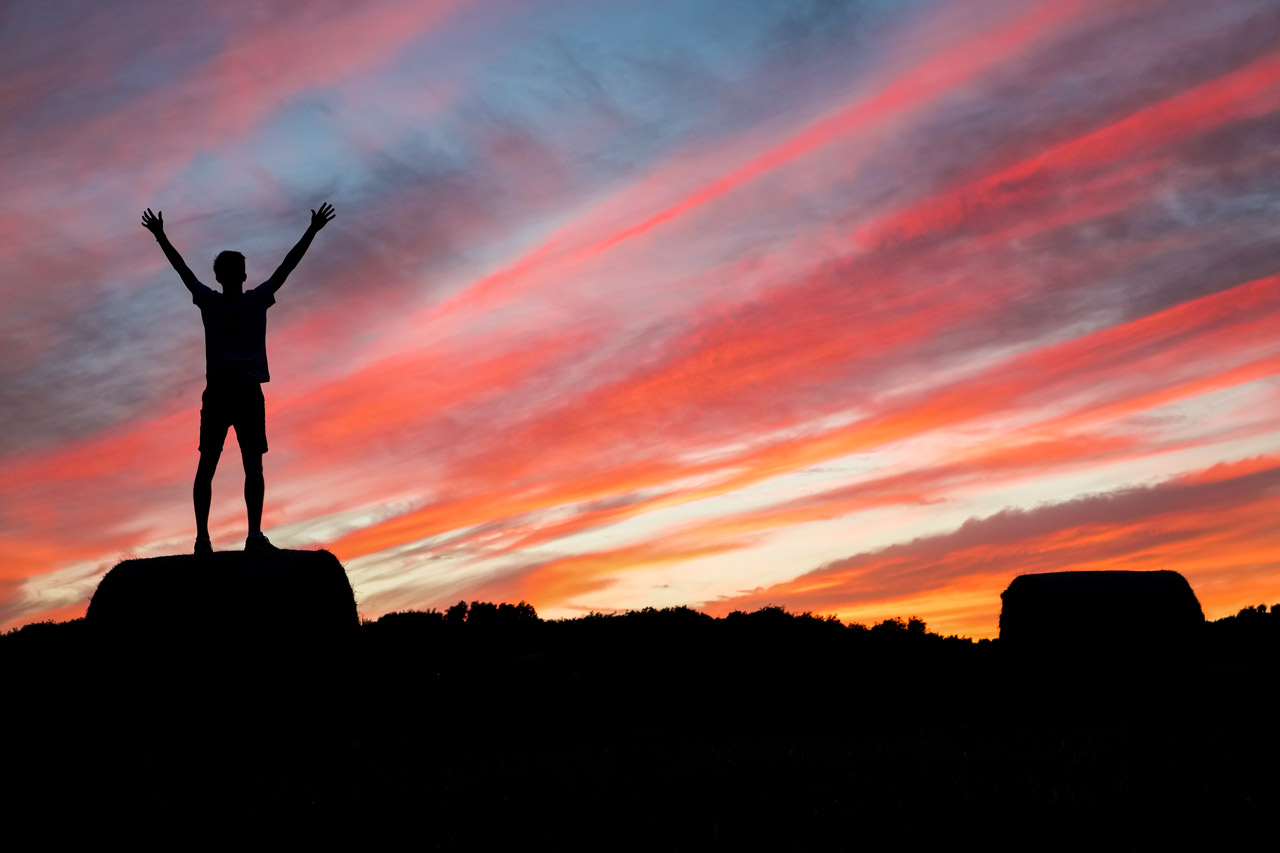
left=2, top=0, right=1279, bottom=635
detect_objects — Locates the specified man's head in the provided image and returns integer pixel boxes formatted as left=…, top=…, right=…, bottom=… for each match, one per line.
left=213, top=250, right=247, bottom=291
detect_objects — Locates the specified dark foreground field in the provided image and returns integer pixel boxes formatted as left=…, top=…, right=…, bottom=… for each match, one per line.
left=5, top=600, right=1277, bottom=845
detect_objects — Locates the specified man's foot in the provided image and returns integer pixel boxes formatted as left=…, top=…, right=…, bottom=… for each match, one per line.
left=245, top=532, right=278, bottom=552
left=194, top=535, right=213, bottom=555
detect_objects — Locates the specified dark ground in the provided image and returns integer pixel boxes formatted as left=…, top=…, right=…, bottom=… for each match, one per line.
left=4, top=602, right=1277, bottom=846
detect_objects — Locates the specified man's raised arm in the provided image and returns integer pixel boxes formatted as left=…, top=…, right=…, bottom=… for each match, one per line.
left=141, top=208, right=201, bottom=293
left=269, top=202, right=335, bottom=293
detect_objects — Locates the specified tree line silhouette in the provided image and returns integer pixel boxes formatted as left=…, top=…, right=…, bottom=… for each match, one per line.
left=4, top=598, right=1277, bottom=843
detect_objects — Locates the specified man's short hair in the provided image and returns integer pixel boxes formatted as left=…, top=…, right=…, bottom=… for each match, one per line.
left=213, top=250, right=246, bottom=284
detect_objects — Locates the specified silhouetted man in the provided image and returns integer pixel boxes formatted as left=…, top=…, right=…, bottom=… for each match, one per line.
left=141, top=203, right=335, bottom=554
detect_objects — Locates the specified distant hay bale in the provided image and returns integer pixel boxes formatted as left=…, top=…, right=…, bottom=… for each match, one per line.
left=999, top=570, right=1204, bottom=659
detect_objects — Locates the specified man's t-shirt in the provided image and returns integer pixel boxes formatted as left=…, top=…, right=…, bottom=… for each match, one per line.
left=192, top=281, right=276, bottom=383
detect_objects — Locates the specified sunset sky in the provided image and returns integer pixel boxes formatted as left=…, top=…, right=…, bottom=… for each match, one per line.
left=3, top=0, right=1279, bottom=637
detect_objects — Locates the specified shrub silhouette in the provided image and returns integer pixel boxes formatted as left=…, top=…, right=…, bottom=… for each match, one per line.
left=872, top=616, right=907, bottom=634
left=446, top=600, right=469, bottom=624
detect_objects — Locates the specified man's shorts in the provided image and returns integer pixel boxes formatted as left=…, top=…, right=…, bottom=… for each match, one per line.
left=199, top=377, right=268, bottom=454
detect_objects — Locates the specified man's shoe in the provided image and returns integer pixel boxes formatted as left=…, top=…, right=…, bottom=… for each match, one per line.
left=194, top=536, right=213, bottom=555
left=245, top=532, right=279, bottom=552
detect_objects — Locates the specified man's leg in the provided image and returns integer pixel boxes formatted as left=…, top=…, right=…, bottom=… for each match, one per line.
left=197, top=380, right=230, bottom=549
left=242, top=449, right=264, bottom=537
left=235, top=381, right=274, bottom=550
left=194, top=448, right=221, bottom=541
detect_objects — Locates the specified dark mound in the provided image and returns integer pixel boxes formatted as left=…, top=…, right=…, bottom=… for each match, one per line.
left=66, top=549, right=361, bottom=829
left=1000, top=569, right=1204, bottom=659
left=86, top=547, right=357, bottom=648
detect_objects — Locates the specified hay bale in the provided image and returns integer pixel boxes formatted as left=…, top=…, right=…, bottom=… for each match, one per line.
left=80, top=549, right=359, bottom=820
left=999, top=570, right=1203, bottom=658
left=87, top=548, right=358, bottom=654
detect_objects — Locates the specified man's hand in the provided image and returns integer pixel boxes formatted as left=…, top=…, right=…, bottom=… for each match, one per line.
left=310, top=202, right=336, bottom=232
left=143, top=208, right=199, bottom=291
left=271, top=203, right=335, bottom=292
left=141, top=208, right=165, bottom=237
